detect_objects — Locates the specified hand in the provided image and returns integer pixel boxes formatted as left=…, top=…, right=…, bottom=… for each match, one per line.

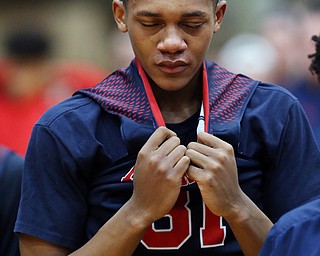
left=186, top=132, right=243, bottom=219
left=129, top=126, right=190, bottom=225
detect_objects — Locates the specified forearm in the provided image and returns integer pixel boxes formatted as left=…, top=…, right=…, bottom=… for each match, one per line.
left=225, top=192, right=273, bottom=256
left=71, top=200, right=151, bottom=256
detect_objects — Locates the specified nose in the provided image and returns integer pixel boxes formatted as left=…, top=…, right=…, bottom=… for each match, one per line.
left=157, top=26, right=187, bottom=53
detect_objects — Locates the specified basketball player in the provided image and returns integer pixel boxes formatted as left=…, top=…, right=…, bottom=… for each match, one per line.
left=15, top=1, right=320, bottom=256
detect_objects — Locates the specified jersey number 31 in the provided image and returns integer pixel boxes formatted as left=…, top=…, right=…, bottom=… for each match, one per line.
left=141, top=191, right=226, bottom=250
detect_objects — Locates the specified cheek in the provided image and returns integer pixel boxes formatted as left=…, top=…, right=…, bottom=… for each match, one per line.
left=130, top=36, right=151, bottom=58
left=197, top=34, right=213, bottom=53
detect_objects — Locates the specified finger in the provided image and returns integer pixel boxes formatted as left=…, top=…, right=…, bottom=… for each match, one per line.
left=185, top=147, right=216, bottom=169
left=187, top=142, right=212, bottom=157
left=197, top=132, right=229, bottom=149
left=155, top=145, right=188, bottom=177
left=186, top=164, right=207, bottom=183
left=188, top=133, right=233, bottom=158
left=167, top=144, right=187, bottom=161
left=141, top=126, right=176, bottom=152
left=172, top=155, right=190, bottom=178
left=157, top=135, right=181, bottom=157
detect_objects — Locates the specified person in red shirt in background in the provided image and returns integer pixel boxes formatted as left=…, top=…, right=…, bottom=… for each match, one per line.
left=0, top=28, right=107, bottom=156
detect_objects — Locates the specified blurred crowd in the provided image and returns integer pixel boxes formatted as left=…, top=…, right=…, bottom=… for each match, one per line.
left=0, top=27, right=107, bottom=155
left=215, top=3, right=320, bottom=145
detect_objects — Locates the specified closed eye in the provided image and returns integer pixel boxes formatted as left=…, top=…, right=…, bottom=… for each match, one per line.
left=182, top=22, right=205, bottom=29
left=141, top=22, right=162, bottom=27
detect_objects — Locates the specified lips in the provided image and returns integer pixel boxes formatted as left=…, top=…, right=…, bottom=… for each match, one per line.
left=156, top=60, right=188, bottom=74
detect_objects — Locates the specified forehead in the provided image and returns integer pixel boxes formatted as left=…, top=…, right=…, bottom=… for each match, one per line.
left=126, top=0, right=214, bottom=16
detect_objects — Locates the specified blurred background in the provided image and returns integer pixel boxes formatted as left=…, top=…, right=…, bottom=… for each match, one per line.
left=0, top=0, right=320, bottom=155
left=1, top=0, right=319, bottom=81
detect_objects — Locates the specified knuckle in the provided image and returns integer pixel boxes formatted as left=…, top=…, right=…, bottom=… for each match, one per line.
left=219, top=153, right=229, bottom=165
left=157, top=126, right=167, bottom=131
left=202, top=171, right=214, bottom=185
left=225, top=143, right=234, bottom=154
left=176, top=144, right=187, bottom=153
left=137, top=149, right=147, bottom=160
left=205, top=157, right=222, bottom=172
left=215, top=150, right=229, bottom=165
left=157, top=165, right=168, bottom=175
left=187, top=141, right=197, bottom=149
left=185, top=148, right=194, bottom=158
left=149, top=153, right=162, bottom=167
left=170, top=135, right=181, bottom=145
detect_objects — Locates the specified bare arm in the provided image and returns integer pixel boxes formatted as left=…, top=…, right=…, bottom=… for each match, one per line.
left=18, top=201, right=149, bottom=256
left=186, top=132, right=273, bottom=256
left=19, top=127, right=190, bottom=256
left=222, top=192, right=273, bottom=256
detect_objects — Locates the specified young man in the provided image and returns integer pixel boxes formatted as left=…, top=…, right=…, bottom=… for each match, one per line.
left=15, top=1, right=320, bottom=255
left=259, top=34, right=320, bottom=256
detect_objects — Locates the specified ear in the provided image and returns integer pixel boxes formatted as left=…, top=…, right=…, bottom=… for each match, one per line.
left=112, top=0, right=128, bottom=32
left=214, top=1, right=227, bottom=33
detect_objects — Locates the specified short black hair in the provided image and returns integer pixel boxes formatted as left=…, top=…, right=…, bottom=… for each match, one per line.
left=309, top=35, right=320, bottom=83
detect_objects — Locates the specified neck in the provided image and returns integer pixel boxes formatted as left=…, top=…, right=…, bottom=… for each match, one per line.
left=151, top=71, right=203, bottom=124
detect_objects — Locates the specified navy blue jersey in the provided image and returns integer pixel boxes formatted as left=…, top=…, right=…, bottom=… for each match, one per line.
left=0, top=146, right=23, bottom=256
left=259, top=195, right=320, bottom=256
left=15, top=60, right=320, bottom=255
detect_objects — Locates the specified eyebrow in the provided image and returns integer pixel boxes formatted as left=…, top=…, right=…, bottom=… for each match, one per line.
left=136, top=11, right=161, bottom=18
left=182, top=11, right=208, bottom=18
